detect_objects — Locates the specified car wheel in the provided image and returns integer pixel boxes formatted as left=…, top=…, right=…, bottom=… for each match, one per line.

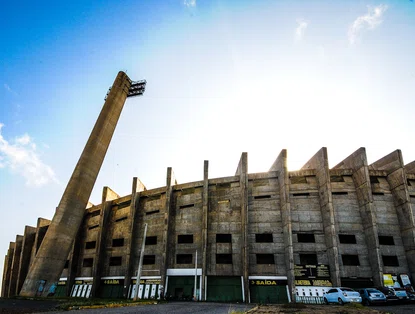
left=324, top=298, right=329, bottom=305
left=338, top=298, right=344, bottom=305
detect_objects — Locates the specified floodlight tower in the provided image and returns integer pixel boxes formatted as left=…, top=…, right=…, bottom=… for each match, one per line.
left=20, top=72, right=146, bottom=297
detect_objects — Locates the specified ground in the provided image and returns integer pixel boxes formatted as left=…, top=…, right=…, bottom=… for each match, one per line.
left=250, top=303, right=385, bottom=314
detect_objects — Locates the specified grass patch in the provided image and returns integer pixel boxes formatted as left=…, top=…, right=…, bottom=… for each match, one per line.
left=54, top=297, right=157, bottom=311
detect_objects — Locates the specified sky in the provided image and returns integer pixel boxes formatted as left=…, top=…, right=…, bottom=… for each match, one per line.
left=1, top=0, right=415, bottom=293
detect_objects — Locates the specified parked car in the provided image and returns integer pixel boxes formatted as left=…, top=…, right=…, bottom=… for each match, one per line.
left=376, top=286, right=402, bottom=302
left=323, top=287, right=362, bottom=305
left=392, top=287, right=409, bottom=301
left=358, top=288, right=387, bottom=305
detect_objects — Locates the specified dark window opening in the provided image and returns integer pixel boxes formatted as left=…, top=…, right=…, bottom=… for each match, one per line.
left=146, top=209, right=160, bottom=215
left=115, top=216, right=128, bottom=222
left=181, top=188, right=195, bottom=195
left=178, top=234, right=193, bottom=244
left=146, top=194, right=161, bottom=201
left=143, top=255, right=156, bottom=265
left=292, top=193, right=310, bottom=197
left=112, top=238, right=124, bottom=247
left=297, top=233, right=315, bottom=243
left=332, top=191, right=348, bottom=195
left=64, top=260, right=69, bottom=269
left=116, top=200, right=131, bottom=209
left=109, top=256, right=122, bottom=266
left=179, top=204, right=195, bottom=209
left=330, top=176, right=345, bottom=182
left=291, top=176, right=307, bottom=184
left=85, top=241, right=96, bottom=249
left=339, top=234, right=357, bottom=244
left=176, top=254, right=193, bottom=264
left=216, top=254, right=233, bottom=264
left=370, top=176, right=380, bottom=184
left=90, top=210, right=100, bottom=217
left=254, top=195, right=271, bottom=200
left=255, top=233, right=273, bottom=243
left=256, top=254, right=275, bottom=264
left=382, top=255, right=399, bottom=267
left=300, top=254, right=317, bottom=265
left=372, top=192, right=385, bottom=196
left=83, top=258, right=93, bottom=267
left=145, top=236, right=157, bottom=245
left=378, top=236, right=395, bottom=245
left=342, top=255, right=360, bottom=266
left=216, top=234, right=232, bottom=243
left=88, top=224, right=99, bottom=230
left=407, top=179, right=412, bottom=186
left=216, top=183, right=231, bottom=189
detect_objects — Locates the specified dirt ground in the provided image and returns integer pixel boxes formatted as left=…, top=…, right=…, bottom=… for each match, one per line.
left=249, top=303, right=386, bottom=314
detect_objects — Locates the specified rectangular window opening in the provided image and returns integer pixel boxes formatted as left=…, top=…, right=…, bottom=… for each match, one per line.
left=179, top=204, right=195, bottom=209
left=176, top=254, right=193, bottom=264
left=115, top=216, right=128, bottom=222
left=342, top=254, right=360, bottom=266
left=64, top=260, right=69, bottom=269
left=378, top=235, right=395, bottom=245
left=290, top=176, right=307, bottom=184
left=112, top=238, right=124, bottom=247
left=178, top=234, right=194, bottom=244
left=332, top=191, right=348, bottom=195
left=85, top=241, right=96, bottom=249
left=146, top=209, right=160, bottom=215
left=297, top=233, right=315, bottom=243
left=256, top=254, right=275, bottom=264
left=255, top=233, right=273, bottom=243
left=254, top=195, right=271, bottom=200
left=300, top=253, right=317, bottom=265
left=88, top=224, right=99, bottom=230
left=109, top=256, right=122, bottom=266
left=145, top=236, right=157, bottom=245
left=370, top=176, right=380, bottom=184
left=292, top=193, right=310, bottom=197
left=372, top=192, right=385, bottom=196
left=330, top=176, right=345, bottom=182
left=339, top=234, right=357, bottom=244
left=382, top=255, right=399, bottom=267
left=216, top=254, right=232, bottom=264
left=216, top=234, right=232, bottom=243
left=90, top=210, right=100, bottom=217
left=143, top=255, right=156, bottom=265
left=83, top=258, right=93, bottom=267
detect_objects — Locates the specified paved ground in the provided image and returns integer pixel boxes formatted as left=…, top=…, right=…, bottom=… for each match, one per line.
left=0, top=298, right=60, bottom=313
left=371, top=304, right=415, bottom=314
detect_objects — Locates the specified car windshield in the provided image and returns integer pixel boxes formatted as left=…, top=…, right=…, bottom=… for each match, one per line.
left=341, top=288, right=354, bottom=292
left=366, top=289, right=379, bottom=293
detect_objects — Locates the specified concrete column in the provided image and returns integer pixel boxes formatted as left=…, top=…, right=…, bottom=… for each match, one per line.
left=301, top=148, right=341, bottom=286
left=369, top=150, right=415, bottom=281
left=269, top=149, right=295, bottom=301
left=2, top=242, right=15, bottom=297
left=20, top=71, right=132, bottom=297
left=16, top=226, right=36, bottom=295
left=124, top=177, right=146, bottom=298
left=9, top=235, right=23, bottom=297
left=235, top=152, right=249, bottom=302
left=333, top=147, right=383, bottom=286
left=160, top=167, right=176, bottom=292
left=201, top=160, right=209, bottom=301
left=91, top=187, right=119, bottom=297
left=30, top=218, right=51, bottom=267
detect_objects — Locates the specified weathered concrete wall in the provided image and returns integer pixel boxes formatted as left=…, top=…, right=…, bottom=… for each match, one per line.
left=16, top=226, right=36, bottom=295
left=2, top=242, right=15, bottom=297
left=9, top=235, right=23, bottom=296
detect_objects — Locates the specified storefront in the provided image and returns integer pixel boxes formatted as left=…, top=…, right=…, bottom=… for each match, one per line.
left=166, top=269, right=201, bottom=301
left=71, top=277, right=93, bottom=298
left=129, top=276, right=162, bottom=299
left=54, top=278, right=68, bottom=297
left=97, top=277, right=124, bottom=298
left=249, top=276, right=289, bottom=304
left=294, top=264, right=332, bottom=299
left=206, top=276, right=243, bottom=302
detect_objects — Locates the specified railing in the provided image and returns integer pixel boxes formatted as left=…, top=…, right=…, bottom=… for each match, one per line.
left=295, top=295, right=325, bottom=304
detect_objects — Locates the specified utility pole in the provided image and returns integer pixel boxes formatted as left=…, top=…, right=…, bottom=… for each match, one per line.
left=133, top=223, right=147, bottom=301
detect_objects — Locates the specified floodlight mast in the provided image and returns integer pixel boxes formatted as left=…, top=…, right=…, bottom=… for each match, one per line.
left=20, top=71, right=146, bottom=297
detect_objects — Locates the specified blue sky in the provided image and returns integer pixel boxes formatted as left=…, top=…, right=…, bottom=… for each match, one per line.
left=1, top=0, right=415, bottom=290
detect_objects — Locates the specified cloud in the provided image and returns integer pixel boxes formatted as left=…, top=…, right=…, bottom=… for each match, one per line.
left=0, top=123, right=57, bottom=186
left=348, top=4, right=388, bottom=44
left=184, top=0, right=196, bottom=8
left=295, top=19, right=308, bottom=41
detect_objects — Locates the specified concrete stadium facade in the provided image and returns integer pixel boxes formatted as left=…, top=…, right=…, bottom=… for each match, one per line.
left=3, top=148, right=415, bottom=303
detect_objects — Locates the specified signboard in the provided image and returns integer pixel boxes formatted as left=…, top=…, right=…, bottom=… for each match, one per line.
left=295, top=279, right=332, bottom=287
left=383, top=274, right=394, bottom=287
left=102, top=279, right=124, bottom=285
left=400, top=274, right=411, bottom=287
left=294, top=264, right=330, bottom=279
left=57, top=281, right=67, bottom=286
left=75, top=280, right=93, bottom=285
left=250, top=280, right=277, bottom=286
left=132, top=279, right=161, bottom=285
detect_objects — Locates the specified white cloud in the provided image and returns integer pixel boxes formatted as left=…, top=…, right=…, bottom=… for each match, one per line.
left=0, top=123, right=57, bottom=187
left=295, top=19, right=308, bottom=41
left=348, top=4, right=388, bottom=44
left=184, top=0, right=196, bottom=8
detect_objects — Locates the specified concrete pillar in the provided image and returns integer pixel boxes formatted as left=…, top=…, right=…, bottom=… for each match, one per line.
left=160, top=167, right=176, bottom=292
left=9, top=236, right=23, bottom=297
left=269, top=149, right=295, bottom=301
left=91, top=187, right=119, bottom=297
left=201, top=160, right=209, bottom=301
left=16, top=226, right=36, bottom=295
left=30, top=218, right=51, bottom=267
left=235, top=152, right=249, bottom=302
left=2, top=254, right=9, bottom=297
left=301, top=148, right=341, bottom=286
left=20, top=71, right=132, bottom=297
left=333, top=147, right=383, bottom=286
left=2, top=242, right=15, bottom=297
left=124, top=177, right=146, bottom=298
left=369, top=150, right=415, bottom=281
